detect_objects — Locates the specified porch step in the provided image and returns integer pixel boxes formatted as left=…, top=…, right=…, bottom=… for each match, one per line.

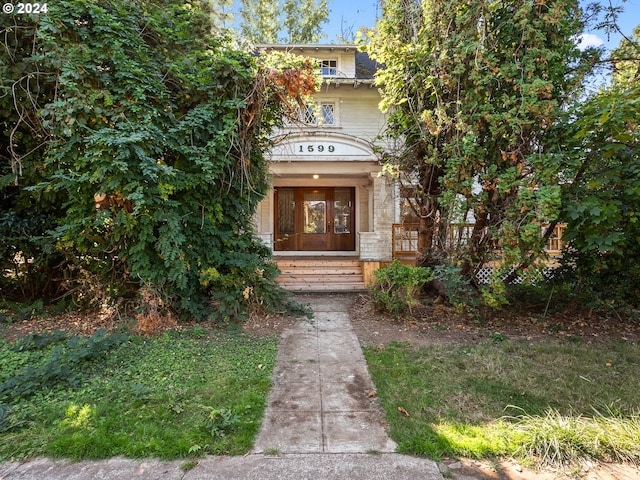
left=275, top=257, right=367, bottom=292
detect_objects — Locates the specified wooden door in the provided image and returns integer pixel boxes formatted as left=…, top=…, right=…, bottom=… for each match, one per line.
left=274, top=187, right=354, bottom=251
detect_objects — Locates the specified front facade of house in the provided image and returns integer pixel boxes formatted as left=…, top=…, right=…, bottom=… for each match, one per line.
left=253, top=46, right=566, bottom=290
left=254, top=45, right=400, bottom=272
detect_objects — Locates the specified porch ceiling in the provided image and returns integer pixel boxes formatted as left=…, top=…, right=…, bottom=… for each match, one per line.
left=269, top=160, right=381, bottom=178
left=271, top=174, right=371, bottom=187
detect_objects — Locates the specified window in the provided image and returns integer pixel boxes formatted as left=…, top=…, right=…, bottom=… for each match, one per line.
left=301, top=105, right=317, bottom=124
left=320, top=59, right=337, bottom=76
left=277, top=188, right=295, bottom=234
left=299, top=102, right=336, bottom=126
left=320, top=103, right=335, bottom=125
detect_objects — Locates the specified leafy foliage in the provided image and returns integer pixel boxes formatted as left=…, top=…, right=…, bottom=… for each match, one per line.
left=1, top=0, right=318, bottom=319
left=0, top=329, right=129, bottom=402
left=238, top=0, right=329, bottom=44
left=369, top=260, right=434, bottom=316
left=363, top=0, right=594, bottom=305
left=558, top=26, right=640, bottom=308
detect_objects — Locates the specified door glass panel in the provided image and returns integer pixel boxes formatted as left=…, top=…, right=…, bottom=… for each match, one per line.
left=277, top=188, right=295, bottom=234
left=334, top=188, right=351, bottom=234
left=303, top=192, right=326, bottom=233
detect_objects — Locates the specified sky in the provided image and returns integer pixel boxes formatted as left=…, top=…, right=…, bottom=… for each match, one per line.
left=321, top=0, right=640, bottom=52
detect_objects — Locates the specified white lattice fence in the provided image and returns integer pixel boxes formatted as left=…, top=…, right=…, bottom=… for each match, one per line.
left=474, top=267, right=559, bottom=285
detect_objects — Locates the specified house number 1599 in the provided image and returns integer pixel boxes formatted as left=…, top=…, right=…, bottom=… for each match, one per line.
left=299, top=144, right=335, bottom=153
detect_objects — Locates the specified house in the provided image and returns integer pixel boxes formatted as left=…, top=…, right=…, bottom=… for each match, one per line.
left=253, top=45, right=400, bottom=290
left=253, top=45, right=567, bottom=291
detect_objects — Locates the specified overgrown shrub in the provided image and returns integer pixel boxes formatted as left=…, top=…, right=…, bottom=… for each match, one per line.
left=1, top=0, right=317, bottom=321
left=369, top=260, right=434, bottom=316
left=433, top=263, right=479, bottom=311
left=0, top=211, right=67, bottom=301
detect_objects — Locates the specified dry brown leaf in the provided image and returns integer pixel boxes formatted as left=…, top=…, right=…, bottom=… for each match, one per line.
left=398, top=406, right=410, bottom=417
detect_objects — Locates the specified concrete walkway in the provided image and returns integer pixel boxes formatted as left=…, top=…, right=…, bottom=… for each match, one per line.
left=0, top=293, right=443, bottom=480
left=252, top=293, right=397, bottom=454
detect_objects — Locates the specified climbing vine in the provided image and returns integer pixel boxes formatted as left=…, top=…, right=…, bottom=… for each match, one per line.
left=1, top=0, right=317, bottom=320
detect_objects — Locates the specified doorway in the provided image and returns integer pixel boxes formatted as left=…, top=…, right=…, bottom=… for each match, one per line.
left=274, top=187, right=355, bottom=251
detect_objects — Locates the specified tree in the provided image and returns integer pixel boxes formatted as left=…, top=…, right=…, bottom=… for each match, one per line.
left=1, top=0, right=317, bottom=320
left=558, top=24, right=640, bottom=307
left=239, top=0, right=329, bottom=44
left=1, top=5, right=68, bottom=300
left=364, top=0, right=592, bottom=303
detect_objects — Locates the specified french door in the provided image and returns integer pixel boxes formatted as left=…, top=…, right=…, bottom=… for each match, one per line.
left=274, top=187, right=355, bottom=251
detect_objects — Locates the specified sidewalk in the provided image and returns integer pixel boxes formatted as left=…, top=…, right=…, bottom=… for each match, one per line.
left=252, top=293, right=397, bottom=454
left=0, top=293, right=443, bottom=480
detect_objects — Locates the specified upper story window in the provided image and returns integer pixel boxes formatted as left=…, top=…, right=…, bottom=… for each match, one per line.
left=320, top=103, right=335, bottom=125
left=320, top=59, right=338, bottom=76
left=300, top=102, right=336, bottom=126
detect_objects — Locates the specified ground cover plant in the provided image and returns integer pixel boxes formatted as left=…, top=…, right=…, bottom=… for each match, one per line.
left=356, top=287, right=640, bottom=472
left=0, top=327, right=278, bottom=460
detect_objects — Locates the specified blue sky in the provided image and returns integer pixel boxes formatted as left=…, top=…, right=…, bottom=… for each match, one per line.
left=322, top=0, right=640, bottom=52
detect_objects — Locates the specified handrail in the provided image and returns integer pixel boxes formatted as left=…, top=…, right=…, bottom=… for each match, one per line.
left=392, top=223, right=567, bottom=258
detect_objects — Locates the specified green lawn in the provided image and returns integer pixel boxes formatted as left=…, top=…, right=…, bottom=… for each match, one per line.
left=364, top=339, right=640, bottom=467
left=0, top=328, right=278, bottom=460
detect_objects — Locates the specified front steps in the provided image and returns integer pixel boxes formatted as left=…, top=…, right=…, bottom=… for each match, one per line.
left=275, top=257, right=367, bottom=292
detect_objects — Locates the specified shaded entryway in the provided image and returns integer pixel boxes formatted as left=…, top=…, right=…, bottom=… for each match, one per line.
left=274, top=187, right=355, bottom=252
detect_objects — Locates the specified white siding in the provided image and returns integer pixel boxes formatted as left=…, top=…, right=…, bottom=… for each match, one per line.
left=255, top=45, right=396, bottom=261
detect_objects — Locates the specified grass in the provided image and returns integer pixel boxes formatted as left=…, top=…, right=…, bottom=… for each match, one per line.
left=0, top=327, right=278, bottom=461
left=363, top=339, right=640, bottom=468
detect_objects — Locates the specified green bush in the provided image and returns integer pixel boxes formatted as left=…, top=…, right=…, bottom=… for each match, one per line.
left=369, top=260, right=434, bottom=316
left=1, top=0, right=316, bottom=322
left=433, top=263, right=479, bottom=311
left=0, top=329, right=129, bottom=402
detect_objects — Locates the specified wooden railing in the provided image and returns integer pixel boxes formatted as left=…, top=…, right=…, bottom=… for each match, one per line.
left=543, top=223, right=567, bottom=257
left=392, top=223, right=419, bottom=258
left=392, top=223, right=567, bottom=258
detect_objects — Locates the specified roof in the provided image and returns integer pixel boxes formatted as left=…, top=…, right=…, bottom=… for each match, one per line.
left=355, top=51, right=381, bottom=79
left=255, top=44, right=382, bottom=80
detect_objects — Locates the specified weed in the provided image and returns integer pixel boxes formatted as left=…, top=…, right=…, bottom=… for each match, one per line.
left=0, top=330, right=129, bottom=402
left=490, top=332, right=507, bottom=342
left=181, top=460, right=198, bottom=471
left=438, top=466, right=453, bottom=478
left=201, top=407, right=241, bottom=439
left=507, top=406, right=640, bottom=467
left=0, top=404, right=14, bottom=433
left=12, top=330, right=67, bottom=352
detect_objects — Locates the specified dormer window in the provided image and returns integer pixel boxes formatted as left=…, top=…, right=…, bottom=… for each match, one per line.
left=320, top=59, right=337, bottom=76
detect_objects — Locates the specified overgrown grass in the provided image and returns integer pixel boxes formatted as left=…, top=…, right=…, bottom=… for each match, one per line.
left=364, top=339, right=640, bottom=468
left=0, top=328, right=278, bottom=460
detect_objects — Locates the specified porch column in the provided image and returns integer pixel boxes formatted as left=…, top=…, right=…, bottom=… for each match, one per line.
left=254, top=189, right=273, bottom=251
left=359, top=172, right=393, bottom=261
